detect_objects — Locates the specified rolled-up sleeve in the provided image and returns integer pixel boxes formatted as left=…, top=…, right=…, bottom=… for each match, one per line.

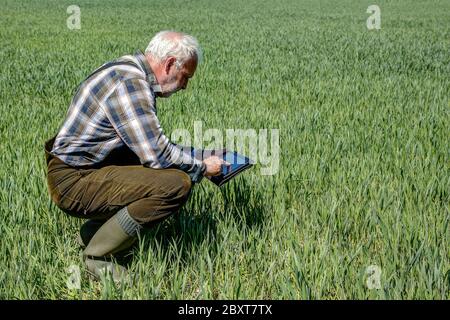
left=102, top=78, right=203, bottom=173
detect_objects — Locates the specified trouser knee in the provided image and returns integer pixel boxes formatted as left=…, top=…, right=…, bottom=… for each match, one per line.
left=127, top=170, right=192, bottom=225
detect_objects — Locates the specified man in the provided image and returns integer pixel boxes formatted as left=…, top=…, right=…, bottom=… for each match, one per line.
left=44, top=31, right=226, bottom=281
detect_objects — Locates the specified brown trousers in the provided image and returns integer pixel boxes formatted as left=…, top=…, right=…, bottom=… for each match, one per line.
left=44, top=137, right=192, bottom=226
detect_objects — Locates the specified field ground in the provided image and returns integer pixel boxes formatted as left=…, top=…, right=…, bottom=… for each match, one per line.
left=0, top=0, right=449, bottom=299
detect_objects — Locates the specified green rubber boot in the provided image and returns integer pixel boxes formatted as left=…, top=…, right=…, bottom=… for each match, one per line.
left=83, top=207, right=142, bottom=283
left=77, top=219, right=106, bottom=248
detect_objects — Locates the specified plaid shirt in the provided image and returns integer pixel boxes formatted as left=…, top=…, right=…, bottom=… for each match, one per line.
left=51, top=51, right=203, bottom=174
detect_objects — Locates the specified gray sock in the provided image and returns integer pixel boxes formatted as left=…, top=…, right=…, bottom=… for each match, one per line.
left=115, top=207, right=143, bottom=237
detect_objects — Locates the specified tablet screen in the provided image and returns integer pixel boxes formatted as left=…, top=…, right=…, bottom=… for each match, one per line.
left=222, top=152, right=251, bottom=175
left=208, top=150, right=253, bottom=187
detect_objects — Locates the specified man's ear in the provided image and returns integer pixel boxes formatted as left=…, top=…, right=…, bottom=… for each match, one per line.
left=164, top=57, right=176, bottom=75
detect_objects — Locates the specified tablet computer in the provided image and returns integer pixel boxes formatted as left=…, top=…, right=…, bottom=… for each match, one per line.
left=208, top=151, right=254, bottom=187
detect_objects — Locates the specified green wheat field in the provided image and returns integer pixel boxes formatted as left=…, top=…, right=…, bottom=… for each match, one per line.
left=0, top=0, right=449, bottom=299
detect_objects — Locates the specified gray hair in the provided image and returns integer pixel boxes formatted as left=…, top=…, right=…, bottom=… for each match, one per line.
left=145, top=30, right=202, bottom=67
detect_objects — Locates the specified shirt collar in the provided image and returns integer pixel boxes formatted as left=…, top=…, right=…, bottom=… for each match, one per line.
left=134, top=50, right=162, bottom=93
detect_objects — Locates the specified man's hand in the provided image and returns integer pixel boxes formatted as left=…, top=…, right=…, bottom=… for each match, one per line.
left=203, top=156, right=230, bottom=177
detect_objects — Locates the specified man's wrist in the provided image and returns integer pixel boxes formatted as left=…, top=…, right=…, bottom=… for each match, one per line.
left=190, top=162, right=206, bottom=183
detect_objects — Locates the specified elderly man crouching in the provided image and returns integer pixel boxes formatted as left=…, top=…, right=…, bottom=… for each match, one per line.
left=44, top=31, right=225, bottom=281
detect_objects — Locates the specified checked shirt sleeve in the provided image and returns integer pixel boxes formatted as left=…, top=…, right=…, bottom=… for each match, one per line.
left=103, top=78, right=203, bottom=173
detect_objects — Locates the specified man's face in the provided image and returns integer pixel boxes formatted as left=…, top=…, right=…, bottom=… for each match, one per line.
left=159, top=56, right=197, bottom=98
